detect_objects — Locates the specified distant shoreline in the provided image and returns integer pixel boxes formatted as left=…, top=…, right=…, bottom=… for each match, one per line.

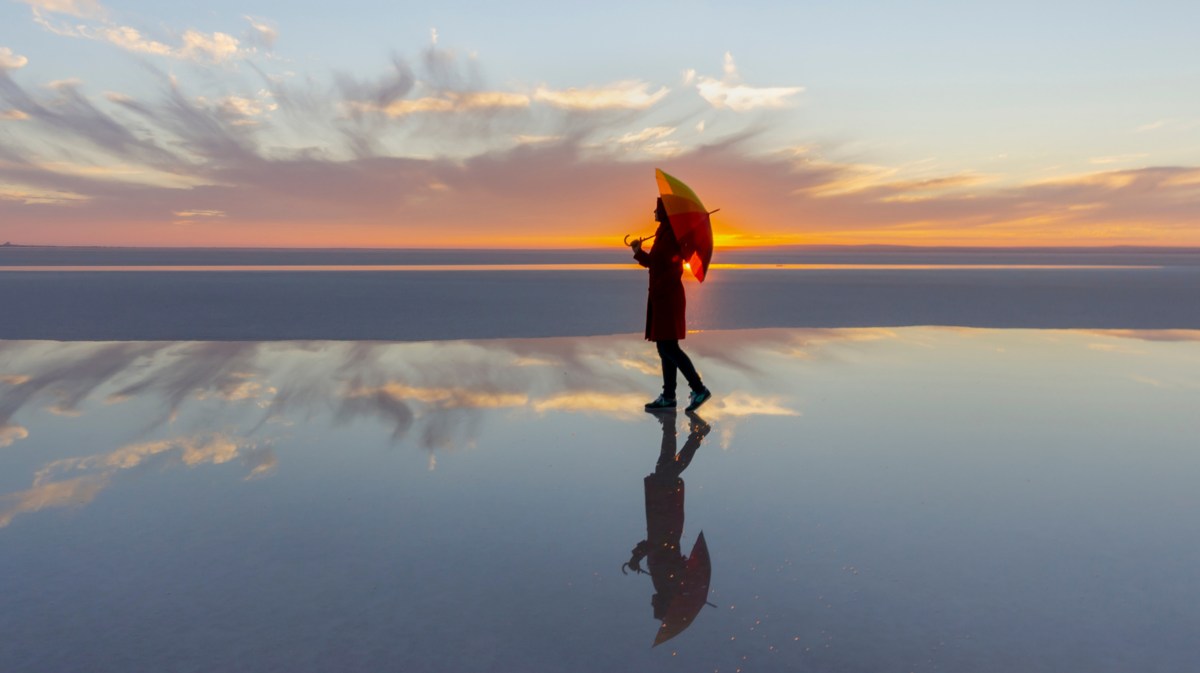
left=5, top=243, right=1200, bottom=253
left=4, top=243, right=1199, bottom=269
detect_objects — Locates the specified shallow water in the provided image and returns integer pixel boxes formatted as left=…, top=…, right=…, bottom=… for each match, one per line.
left=2, top=328, right=1198, bottom=672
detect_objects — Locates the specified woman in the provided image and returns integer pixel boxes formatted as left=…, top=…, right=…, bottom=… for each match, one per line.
left=631, top=198, right=712, bottom=412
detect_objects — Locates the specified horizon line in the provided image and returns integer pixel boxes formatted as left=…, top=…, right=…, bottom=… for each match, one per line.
left=5, top=243, right=1200, bottom=253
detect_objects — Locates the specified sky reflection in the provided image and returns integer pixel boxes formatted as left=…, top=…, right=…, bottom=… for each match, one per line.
left=1, top=328, right=1199, bottom=670
left=2, top=326, right=1197, bottom=528
left=0, top=330, right=818, bottom=526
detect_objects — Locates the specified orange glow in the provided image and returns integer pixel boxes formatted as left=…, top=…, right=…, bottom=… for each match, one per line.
left=9, top=164, right=1200, bottom=248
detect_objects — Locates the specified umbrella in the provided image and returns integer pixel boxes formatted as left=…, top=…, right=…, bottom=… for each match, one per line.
left=656, top=168, right=715, bottom=282
left=653, top=531, right=712, bottom=647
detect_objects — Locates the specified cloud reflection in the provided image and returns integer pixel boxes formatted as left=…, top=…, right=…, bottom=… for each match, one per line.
left=0, top=330, right=848, bottom=525
left=0, top=423, right=28, bottom=447
left=0, top=474, right=109, bottom=528
left=0, top=432, right=272, bottom=527
left=33, top=433, right=259, bottom=484
left=0, top=330, right=840, bottom=452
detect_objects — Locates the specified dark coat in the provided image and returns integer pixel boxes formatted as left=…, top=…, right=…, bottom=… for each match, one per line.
left=633, top=225, right=687, bottom=341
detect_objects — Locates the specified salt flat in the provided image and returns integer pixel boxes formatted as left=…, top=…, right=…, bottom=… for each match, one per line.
left=2, top=265, right=1199, bottom=340
left=1, top=328, right=1198, bottom=672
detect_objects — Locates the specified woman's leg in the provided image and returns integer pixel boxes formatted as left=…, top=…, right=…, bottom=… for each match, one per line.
left=657, top=340, right=704, bottom=395
left=656, top=340, right=679, bottom=399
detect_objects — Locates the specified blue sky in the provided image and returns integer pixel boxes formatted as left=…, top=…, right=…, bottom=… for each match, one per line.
left=1, top=0, right=1197, bottom=246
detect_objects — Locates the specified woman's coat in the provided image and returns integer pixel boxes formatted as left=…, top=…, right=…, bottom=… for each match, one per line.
left=633, top=225, right=687, bottom=341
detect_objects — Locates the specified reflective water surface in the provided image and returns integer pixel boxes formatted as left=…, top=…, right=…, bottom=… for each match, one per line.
left=2, top=328, right=1198, bottom=672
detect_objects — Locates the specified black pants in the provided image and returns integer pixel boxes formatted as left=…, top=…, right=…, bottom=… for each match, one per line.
left=656, top=340, right=703, bottom=399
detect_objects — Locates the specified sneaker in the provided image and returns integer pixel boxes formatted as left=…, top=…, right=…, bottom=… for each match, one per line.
left=685, top=410, right=711, bottom=437
left=685, top=387, right=712, bottom=412
left=644, top=395, right=677, bottom=410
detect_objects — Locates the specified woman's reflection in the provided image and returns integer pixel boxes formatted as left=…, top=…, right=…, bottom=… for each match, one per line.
left=622, top=408, right=714, bottom=646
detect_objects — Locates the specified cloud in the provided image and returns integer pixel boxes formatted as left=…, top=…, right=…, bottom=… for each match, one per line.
left=27, top=6, right=250, bottom=64
left=172, top=208, right=227, bottom=224
left=218, top=93, right=276, bottom=118
left=90, top=25, right=172, bottom=56
left=1, top=33, right=1197, bottom=247
left=533, top=81, right=668, bottom=110
left=179, top=30, right=243, bottom=63
left=348, top=382, right=528, bottom=409
left=358, top=91, right=530, bottom=117
left=1087, top=330, right=1200, bottom=343
left=617, top=126, right=676, bottom=144
left=244, top=16, right=278, bottom=49
left=0, top=432, right=268, bottom=527
left=533, top=391, right=646, bottom=419
left=0, top=343, right=167, bottom=434
left=1090, top=153, right=1149, bottom=165
left=172, top=208, right=226, bottom=218
left=0, top=71, right=185, bottom=170
left=708, top=392, right=798, bottom=418
left=18, top=0, right=103, bottom=18
left=1133, top=118, right=1200, bottom=134
left=0, top=423, right=29, bottom=447
left=0, top=183, right=89, bottom=204
left=0, top=48, right=29, bottom=71
left=34, top=433, right=253, bottom=483
left=0, top=474, right=109, bottom=528
left=696, top=52, right=803, bottom=111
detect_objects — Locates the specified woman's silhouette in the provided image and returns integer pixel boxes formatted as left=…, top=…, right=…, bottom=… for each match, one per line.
left=622, top=409, right=713, bottom=646
left=632, top=199, right=712, bottom=412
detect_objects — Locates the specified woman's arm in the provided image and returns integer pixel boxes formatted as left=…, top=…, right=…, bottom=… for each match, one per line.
left=632, top=240, right=652, bottom=267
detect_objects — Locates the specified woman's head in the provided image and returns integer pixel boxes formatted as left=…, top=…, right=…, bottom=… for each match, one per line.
left=654, top=198, right=669, bottom=225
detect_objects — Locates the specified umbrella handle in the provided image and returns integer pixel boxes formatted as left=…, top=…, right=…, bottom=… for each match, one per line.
left=623, top=233, right=656, bottom=247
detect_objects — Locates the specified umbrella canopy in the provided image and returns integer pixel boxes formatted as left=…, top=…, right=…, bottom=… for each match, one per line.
left=653, top=531, right=712, bottom=647
left=656, top=169, right=714, bottom=282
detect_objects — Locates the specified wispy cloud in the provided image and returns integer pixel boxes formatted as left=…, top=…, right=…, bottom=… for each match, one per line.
left=172, top=209, right=226, bottom=218
left=244, top=16, right=278, bottom=50
left=0, top=474, right=109, bottom=528
left=0, top=432, right=273, bottom=527
left=355, top=91, right=530, bottom=117
left=1090, top=153, right=1149, bottom=165
left=18, top=0, right=104, bottom=18
left=178, top=29, right=244, bottom=63
left=1, top=13, right=1196, bottom=247
left=0, top=423, right=28, bottom=447
left=34, top=433, right=256, bottom=482
left=0, top=48, right=28, bottom=71
left=1133, top=118, right=1200, bottom=134
left=696, top=52, right=803, bottom=111
left=27, top=2, right=253, bottom=64
left=0, top=183, right=89, bottom=204
left=89, top=25, right=172, bottom=56
left=533, top=81, right=668, bottom=110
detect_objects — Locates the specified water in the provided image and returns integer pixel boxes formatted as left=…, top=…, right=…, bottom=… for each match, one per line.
left=2, top=327, right=1198, bottom=672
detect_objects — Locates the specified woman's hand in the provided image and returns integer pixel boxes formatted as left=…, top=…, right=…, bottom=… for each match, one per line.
left=630, top=238, right=643, bottom=252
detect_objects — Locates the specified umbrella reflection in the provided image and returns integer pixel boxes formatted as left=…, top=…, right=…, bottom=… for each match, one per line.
left=622, top=409, right=714, bottom=646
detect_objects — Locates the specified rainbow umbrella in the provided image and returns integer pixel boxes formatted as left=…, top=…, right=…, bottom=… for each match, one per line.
left=656, top=168, right=715, bottom=282
left=653, top=531, right=712, bottom=647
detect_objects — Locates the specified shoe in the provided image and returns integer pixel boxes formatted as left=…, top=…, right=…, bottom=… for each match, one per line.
left=685, top=410, right=711, bottom=437
left=685, top=387, right=712, bottom=412
left=644, top=395, right=677, bottom=411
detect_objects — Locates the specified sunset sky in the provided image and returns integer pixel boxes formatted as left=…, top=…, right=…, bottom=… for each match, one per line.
left=1, top=0, right=1197, bottom=248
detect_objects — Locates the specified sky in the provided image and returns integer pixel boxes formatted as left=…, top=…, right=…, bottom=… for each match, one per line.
left=0, top=0, right=1197, bottom=248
